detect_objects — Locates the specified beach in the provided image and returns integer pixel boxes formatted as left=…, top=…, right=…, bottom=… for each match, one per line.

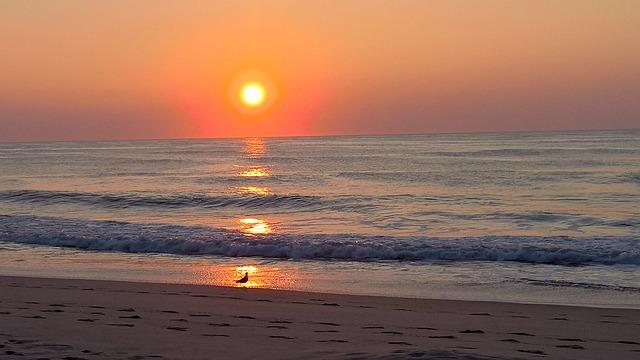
left=2, top=275, right=639, bottom=359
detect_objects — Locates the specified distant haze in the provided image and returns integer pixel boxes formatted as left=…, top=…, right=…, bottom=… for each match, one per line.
left=1, top=1, right=639, bottom=141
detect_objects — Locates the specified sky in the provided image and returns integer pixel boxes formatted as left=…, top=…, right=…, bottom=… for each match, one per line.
left=1, top=1, right=639, bottom=141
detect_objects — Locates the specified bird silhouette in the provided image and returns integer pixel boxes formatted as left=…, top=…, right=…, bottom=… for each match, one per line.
left=236, top=272, right=249, bottom=284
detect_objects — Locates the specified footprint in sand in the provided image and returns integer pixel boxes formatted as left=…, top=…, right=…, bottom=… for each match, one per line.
left=166, top=326, right=187, bottom=331
left=618, top=341, right=640, bottom=345
left=38, top=344, right=73, bottom=351
left=8, top=339, right=38, bottom=344
left=188, top=313, right=210, bottom=317
left=500, top=339, right=520, bottom=343
left=209, top=323, right=231, bottom=327
left=510, top=332, right=535, bottom=337
left=316, top=322, right=340, bottom=327
left=81, top=349, right=103, bottom=356
left=233, top=315, right=256, bottom=320
left=119, top=315, right=141, bottom=319
left=5, top=350, right=25, bottom=356
left=388, top=341, right=412, bottom=346
left=317, top=339, right=348, bottom=343
left=517, top=349, right=546, bottom=355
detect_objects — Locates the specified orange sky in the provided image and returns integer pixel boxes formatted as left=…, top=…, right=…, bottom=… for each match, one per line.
left=1, top=1, right=639, bottom=141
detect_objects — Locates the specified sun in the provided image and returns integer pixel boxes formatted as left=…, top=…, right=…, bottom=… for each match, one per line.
left=228, top=71, right=276, bottom=114
left=239, top=82, right=266, bottom=108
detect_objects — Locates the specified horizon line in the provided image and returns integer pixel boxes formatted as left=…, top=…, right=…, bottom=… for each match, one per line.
left=1, top=126, right=638, bottom=144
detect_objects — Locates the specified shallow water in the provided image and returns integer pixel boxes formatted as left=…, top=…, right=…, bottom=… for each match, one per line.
left=0, top=130, right=639, bottom=306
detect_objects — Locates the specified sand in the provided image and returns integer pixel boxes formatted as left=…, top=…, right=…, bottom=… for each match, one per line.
left=1, top=275, right=639, bottom=359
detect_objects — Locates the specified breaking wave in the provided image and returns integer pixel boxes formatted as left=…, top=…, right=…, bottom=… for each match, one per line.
left=1, top=215, right=638, bottom=266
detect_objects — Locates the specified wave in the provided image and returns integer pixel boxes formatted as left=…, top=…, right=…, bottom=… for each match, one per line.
left=1, top=215, right=638, bottom=266
left=517, top=278, right=640, bottom=292
left=431, top=147, right=640, bottom=158
left=0, top=190, right=373, bottom=213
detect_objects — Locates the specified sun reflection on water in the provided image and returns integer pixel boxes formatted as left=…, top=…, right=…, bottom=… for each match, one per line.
left=190, top=264, right=288, bottom=288
left=227, top=265, right=292, bottom=288
left=239, top=218, right=272, bottom=235
left=239, top=166, right=270, bottom=177
left=237, top=186, right=271, bottom=196
left=243, top=138, right=266, bottom=158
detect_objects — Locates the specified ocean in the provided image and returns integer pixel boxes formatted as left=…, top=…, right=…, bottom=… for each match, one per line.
left=1, top=130, right=639, bottom=307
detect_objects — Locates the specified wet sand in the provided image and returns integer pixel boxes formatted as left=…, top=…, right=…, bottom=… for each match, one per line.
left=1, top=275, right=639, bottom=359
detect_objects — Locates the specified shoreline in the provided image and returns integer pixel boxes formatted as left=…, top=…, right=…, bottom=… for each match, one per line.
left=2, top=273, right=640, bottom=312
left=2, top=275, right=639, bottom=359
left=3, top=243, right=638, bottom=310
